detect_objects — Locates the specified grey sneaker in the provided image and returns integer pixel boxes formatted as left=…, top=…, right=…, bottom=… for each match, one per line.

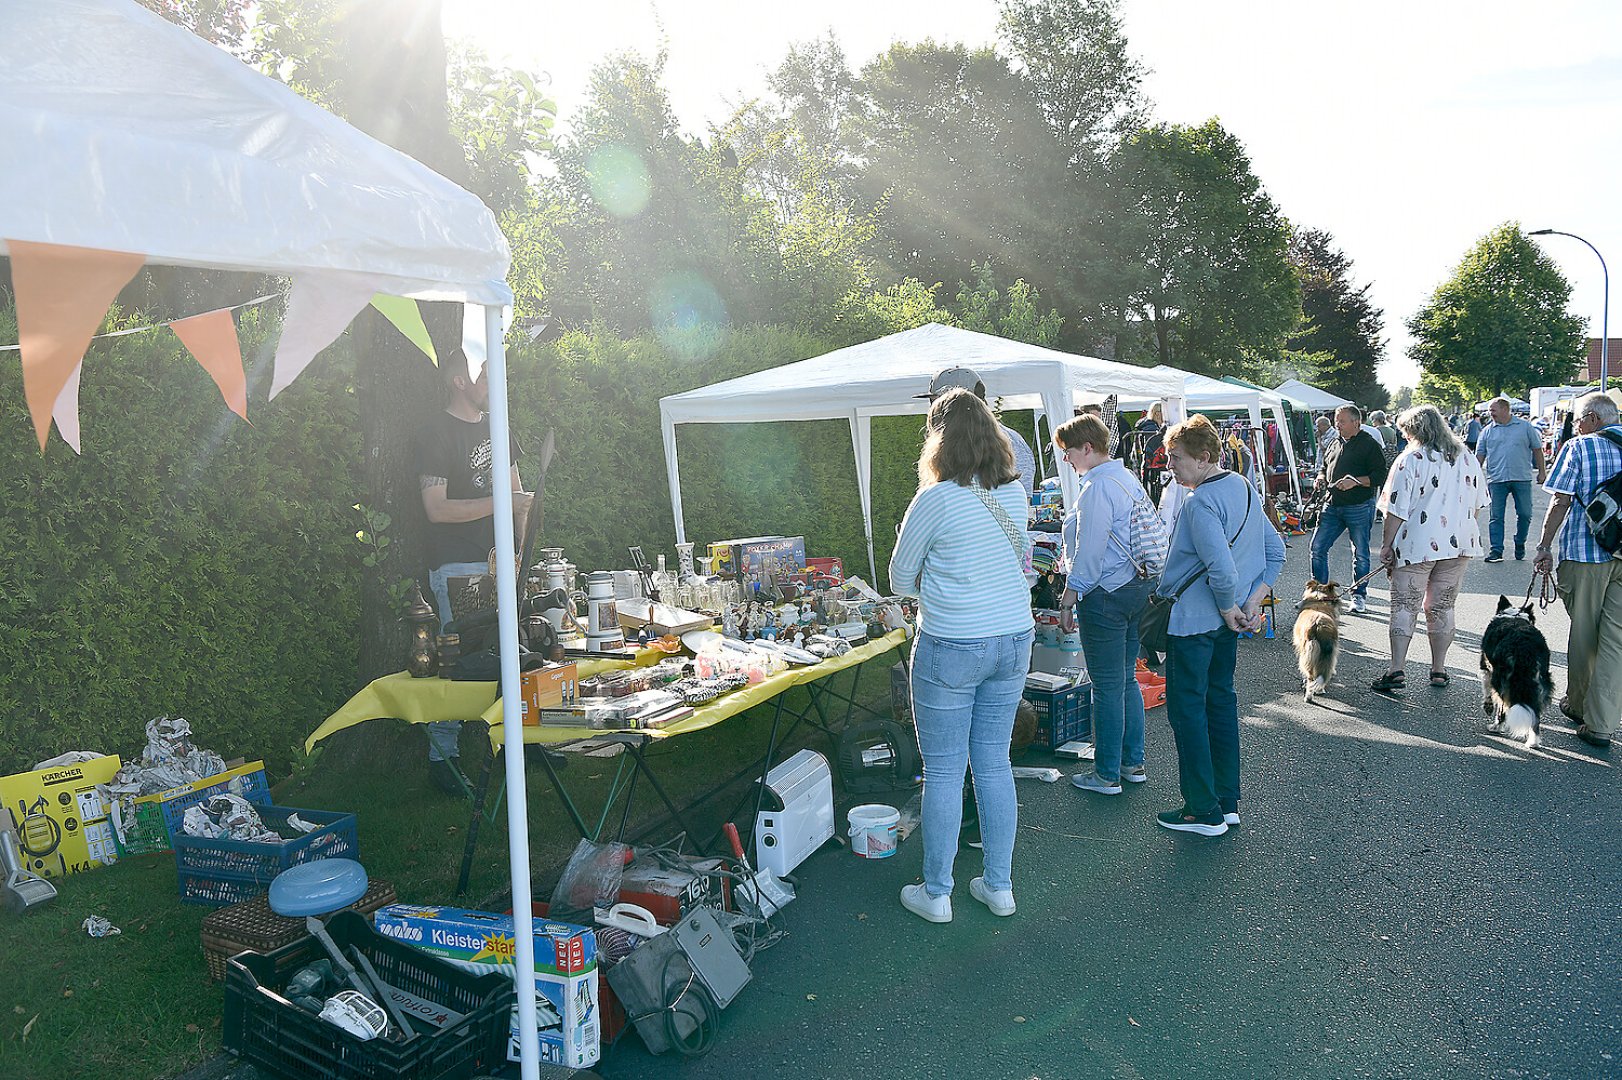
left=900, top=883, right=952, bottom=923
left=1350, top=594, right=1367, bottom=613
left=1121, top=764, right=1148, bottom=784
left=969, top=876, right=1016, bottom=917
left=1071, top=770, right=1122, bottom=795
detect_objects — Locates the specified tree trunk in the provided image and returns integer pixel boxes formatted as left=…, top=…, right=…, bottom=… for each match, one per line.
left=323, top=0, right=472, bottom=768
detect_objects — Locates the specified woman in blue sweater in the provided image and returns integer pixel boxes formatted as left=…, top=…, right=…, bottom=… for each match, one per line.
left=889, top=389, right=1035, bottom=923
left=1159, top=416, right=1285, bottom=837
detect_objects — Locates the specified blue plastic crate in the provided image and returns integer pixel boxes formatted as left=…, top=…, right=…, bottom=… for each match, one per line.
left=1023, top=681, right=1093, bottom=748
left=174, top=806, right=358, bottom=907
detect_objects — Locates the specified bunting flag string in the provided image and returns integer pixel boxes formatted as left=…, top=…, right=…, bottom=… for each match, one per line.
left=2, top=236, right=429, bottom=449
left=0, top=291, right=281, bottom=352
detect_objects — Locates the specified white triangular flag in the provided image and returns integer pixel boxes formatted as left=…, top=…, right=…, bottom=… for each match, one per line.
left=269, top=271, right=380, bottom=399
left=51, top=360, right=83, bottom=454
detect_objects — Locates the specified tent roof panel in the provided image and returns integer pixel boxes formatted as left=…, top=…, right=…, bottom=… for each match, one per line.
left=659, top=324, right=1185, bottom=424
left=1274, top=378, right=1353, bottom=411
left=0, top=0, right=511, bottom=304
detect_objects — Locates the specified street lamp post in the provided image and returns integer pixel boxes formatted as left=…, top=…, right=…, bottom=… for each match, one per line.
left=1530, top=228, right=1609, bottom=394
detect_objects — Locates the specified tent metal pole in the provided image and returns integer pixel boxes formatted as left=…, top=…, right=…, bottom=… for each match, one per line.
left=662, top=409, right=687, bottom=544
left=483, top=304, right=540, bottom=1080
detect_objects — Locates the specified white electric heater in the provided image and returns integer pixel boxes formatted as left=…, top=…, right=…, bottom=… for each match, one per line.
left=753, top=749, right=834, bottom=878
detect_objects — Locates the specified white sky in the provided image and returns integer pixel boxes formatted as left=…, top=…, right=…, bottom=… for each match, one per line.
left=443, top=0, right=1622, bottom=391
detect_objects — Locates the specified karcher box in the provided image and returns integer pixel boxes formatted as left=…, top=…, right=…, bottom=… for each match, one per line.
left=375, top=904, right=599, bottom=1069
left=0, top=754, right=121, bottom=878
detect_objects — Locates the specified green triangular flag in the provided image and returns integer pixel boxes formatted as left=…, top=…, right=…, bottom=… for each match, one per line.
left=370, top=294, right=437, bottom=364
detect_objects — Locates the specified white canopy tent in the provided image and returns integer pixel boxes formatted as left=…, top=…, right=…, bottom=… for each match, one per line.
left=659, top=323, right=1187, bottom=581
left=1274, top=378, right=1353, bottom=412
left=0, top=2, right=547, bottom=1074
left=1113, top=368, right=1299, bottom=496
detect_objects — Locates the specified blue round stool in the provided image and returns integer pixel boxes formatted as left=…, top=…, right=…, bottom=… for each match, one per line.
left=268, top=858, right=369, bottom=917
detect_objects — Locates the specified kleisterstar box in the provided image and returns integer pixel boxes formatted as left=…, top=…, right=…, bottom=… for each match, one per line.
left=0, top=754, right=121, bottom=877
left=374, top=904, right=600, bottom=1068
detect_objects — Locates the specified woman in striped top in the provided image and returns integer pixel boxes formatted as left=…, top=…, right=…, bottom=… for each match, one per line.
left=889, top=389, right=1035, bottom=924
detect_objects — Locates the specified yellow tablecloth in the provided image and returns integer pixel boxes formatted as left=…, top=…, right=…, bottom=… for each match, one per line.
left=302, top=646, right=666, bottom=754
left=484, top=630, right=910, bottom=746
left=304, top=631, right=910, bottom=753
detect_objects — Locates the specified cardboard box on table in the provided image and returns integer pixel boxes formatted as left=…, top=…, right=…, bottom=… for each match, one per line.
left=708, top=536, right=806, bottom=579
left=519, top=664, right=578, bottom=726
left=375, top=904, right=600, bottom=1069
left=0, top=754, right=121, bottom=877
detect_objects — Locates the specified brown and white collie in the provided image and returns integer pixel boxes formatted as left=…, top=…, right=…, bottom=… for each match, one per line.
left=1293, top=580, right=1341, bottom=702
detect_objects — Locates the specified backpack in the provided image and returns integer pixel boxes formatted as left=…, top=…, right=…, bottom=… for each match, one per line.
left=1105, top=474, right=1170, bottom=578
left=1578, top=430, right=1622, bottom=557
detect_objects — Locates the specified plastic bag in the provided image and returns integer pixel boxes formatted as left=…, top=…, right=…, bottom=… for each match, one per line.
left=548, top=839, right=630, bottom=924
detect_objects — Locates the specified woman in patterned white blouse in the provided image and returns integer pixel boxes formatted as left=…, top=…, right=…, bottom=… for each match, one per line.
left=1370, top=405, right=1488, bottom=691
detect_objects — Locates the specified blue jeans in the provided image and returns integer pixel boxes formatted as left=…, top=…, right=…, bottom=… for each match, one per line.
left=1165, top=627, right=1241, bottom=820
left=1487, top=481, right=1533, bottom=556
left=1310, top=501, right=1375, bottom=596
left=909, top=629, right=1035, bottom=898
left=1077, top=578, right=1151, bottom=782
left=426, top=560, right=487, bottom=762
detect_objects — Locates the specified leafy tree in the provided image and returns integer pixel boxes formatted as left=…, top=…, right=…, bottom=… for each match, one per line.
left=850, top=42, right=1078, bottom=330
left=953, top=264, right=1064, bottom=346
left=1287, top=228, right=1387, bottom=406
left=1107, top=120, right=1300, bottom=375
left=135, top=0, right=252, bottom=48
left=544, top=49, right=787, bottom=336
left=996, top=0, right=1147, bottom=166
left=1407, top=222, right=1586, bottom=398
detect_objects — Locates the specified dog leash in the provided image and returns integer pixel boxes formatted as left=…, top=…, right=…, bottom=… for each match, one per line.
left=1524, top=567, right=1557, bottom=612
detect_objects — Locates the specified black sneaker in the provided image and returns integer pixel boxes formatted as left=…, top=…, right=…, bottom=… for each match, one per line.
left=1484, top=553, right=1504, bottom=564
left=427, top=757, right=465, bottom=797
left=1156, top=808, right=1228, bottom=836
left=1515, top=544, right=1526, bottom=561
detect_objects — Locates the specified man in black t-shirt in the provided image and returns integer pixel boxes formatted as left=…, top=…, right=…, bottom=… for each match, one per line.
left=1310, top=404, right=1387, bottom=612
left=415, top=349, right=529, bottom=791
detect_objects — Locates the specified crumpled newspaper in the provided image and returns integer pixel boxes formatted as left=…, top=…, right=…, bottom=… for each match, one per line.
left=82, top=915, right=121, bottom=938
left=33, top=751, right=108, bottom=770
left=101, top=717, right=233, bottom=844
left=181, top=794, right=280, bottom=843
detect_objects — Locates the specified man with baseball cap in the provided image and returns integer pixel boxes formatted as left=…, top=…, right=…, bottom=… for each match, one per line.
left=921, top=366, right=1036, bottom=497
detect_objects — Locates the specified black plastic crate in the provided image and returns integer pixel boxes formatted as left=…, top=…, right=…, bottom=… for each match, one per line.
left=1023, top=681, right=1093, bottom=748
left=223, top=910, right=513, bottom=1080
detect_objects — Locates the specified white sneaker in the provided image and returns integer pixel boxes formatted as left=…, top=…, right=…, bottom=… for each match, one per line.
left=1121, top=764, right=1148, bottom=784
left=969, top=876, right=1016, bottom=916
left=1350, top=595, right=1367, bottom=613
left=1223, top=812, right=1241, bottom=827
left=900, top=883, right=952, bottom=923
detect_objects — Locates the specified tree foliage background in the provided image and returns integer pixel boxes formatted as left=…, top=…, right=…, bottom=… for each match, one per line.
left=1, top=0, right=1442, bottom=771
left=1407, top=223, right=1586, bottom=401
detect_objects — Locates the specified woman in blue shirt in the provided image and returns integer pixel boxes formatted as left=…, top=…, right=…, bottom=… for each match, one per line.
left=1056, top=414, right=1153, bottom=796
left=1159, top=416, right=1286, bottom=836
left=889, top=389, right=1035, bottom=923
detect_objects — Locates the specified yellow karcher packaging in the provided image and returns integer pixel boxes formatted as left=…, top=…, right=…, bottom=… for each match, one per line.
left=0, top=754, right=122, bottom=878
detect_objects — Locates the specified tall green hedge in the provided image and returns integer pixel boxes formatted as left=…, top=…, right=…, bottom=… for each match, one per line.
left=0, top=311, right=952, bottom=777
left=0, top=307, right=363, bottom=776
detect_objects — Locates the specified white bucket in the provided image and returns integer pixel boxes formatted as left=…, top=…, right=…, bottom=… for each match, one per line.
left=847, top=803, right=899, bottom=859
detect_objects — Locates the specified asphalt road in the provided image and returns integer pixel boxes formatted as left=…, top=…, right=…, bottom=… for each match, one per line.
left=601, top=486, right=1619, bottom=1080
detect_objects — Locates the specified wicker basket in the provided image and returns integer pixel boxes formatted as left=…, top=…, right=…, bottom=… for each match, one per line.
left=200, top=878, right=397, bottom=982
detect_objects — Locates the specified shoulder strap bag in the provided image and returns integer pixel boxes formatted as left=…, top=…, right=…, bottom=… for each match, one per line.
left=1139, top=475, right=1252, bottom=656
left=969, top=479, right=1034, bottom=576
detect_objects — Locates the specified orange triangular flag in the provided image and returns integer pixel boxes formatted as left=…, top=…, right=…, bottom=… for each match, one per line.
left=170, top=308, right=248, bottom=422
left=9, top=239, right=144, bottom=449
